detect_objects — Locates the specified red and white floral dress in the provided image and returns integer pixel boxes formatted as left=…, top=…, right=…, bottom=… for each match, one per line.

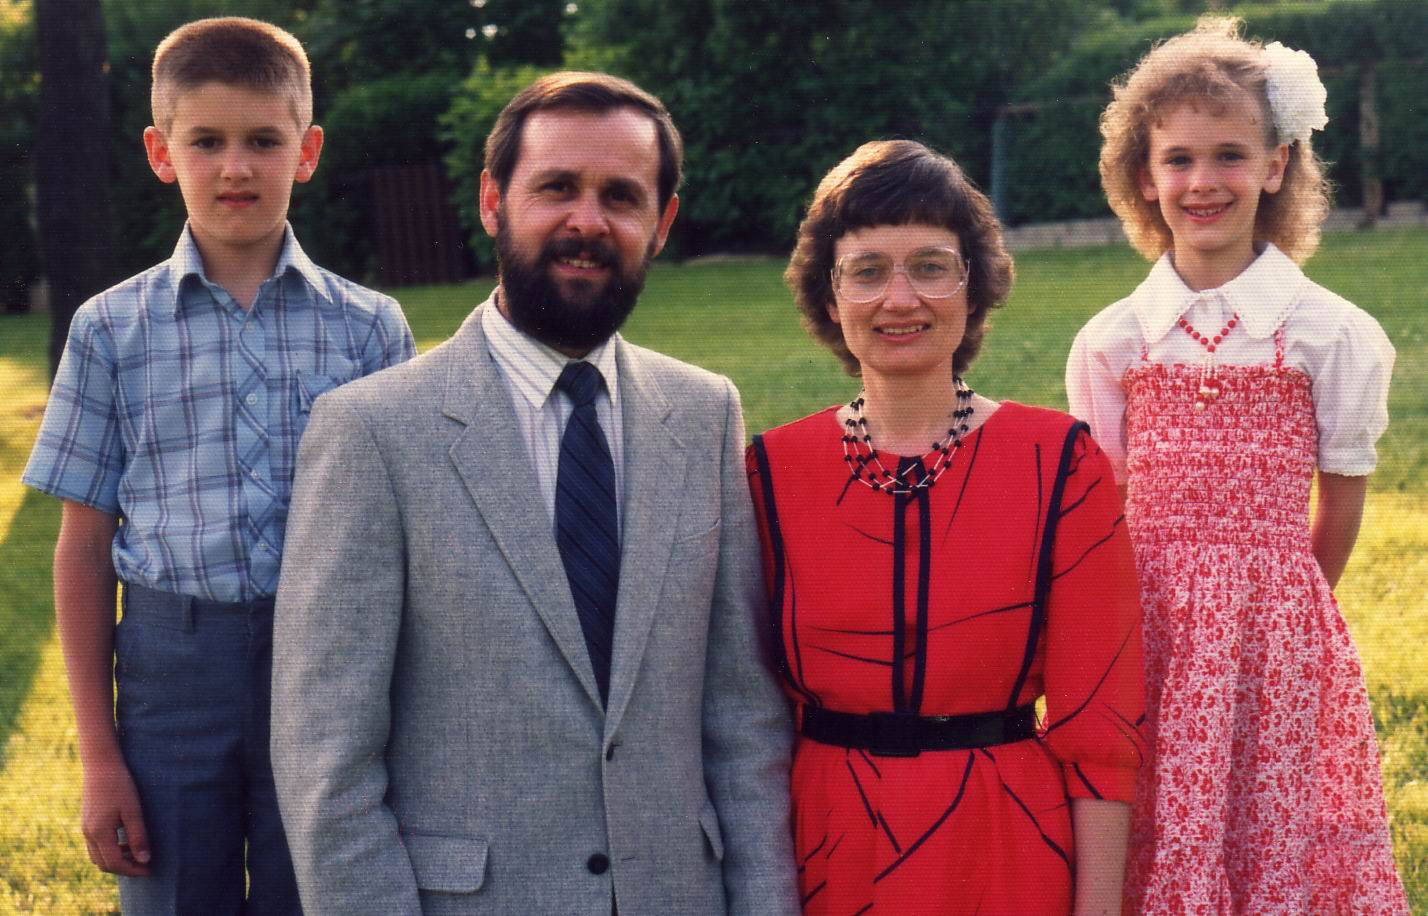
left=1117, top=345, right=1407, bottom=913
left=1068, top=248, right=1408, bottom=913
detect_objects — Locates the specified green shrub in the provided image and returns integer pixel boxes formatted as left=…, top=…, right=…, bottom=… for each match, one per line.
left=290, top=71, right=464, bottom=282
left=1001, top=0, right=1428, bottom=225
left=439, top=61, right=556, bottom=274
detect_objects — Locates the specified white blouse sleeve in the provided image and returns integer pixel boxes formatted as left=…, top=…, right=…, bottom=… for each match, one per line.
left=1308, top=307, right=1395, bottom=476
left=1065, top=324, right=1131, bottom=484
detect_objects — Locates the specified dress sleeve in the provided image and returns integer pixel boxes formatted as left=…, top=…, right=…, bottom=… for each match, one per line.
left=1065, top=325, right=1131, bottom=484
left=1310, top=308, right=1394, bottom=477
left=1038, top=427, right=1146, bottom=804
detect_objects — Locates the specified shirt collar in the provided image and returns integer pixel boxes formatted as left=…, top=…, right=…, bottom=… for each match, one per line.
left=480, top=291, right=621, bottom=412
left=1131, top=243, right=1308, bottom=342
left=165, top=222, right=325, bottom=314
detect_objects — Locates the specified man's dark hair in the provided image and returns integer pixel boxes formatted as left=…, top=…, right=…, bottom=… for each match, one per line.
left=484, top=71, right=683, bottom=210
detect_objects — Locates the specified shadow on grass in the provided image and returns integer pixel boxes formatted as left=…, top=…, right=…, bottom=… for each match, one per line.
left=0, top=488, right=59, bottom=762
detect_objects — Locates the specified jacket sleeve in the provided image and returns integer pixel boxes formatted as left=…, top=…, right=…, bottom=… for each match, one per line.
left=271, top=393, right=421, bottom=915
left=700, top=378, right=801, bottom=916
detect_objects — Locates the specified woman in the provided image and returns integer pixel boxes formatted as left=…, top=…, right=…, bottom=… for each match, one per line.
left=748, top=140, right=1144, bottom=915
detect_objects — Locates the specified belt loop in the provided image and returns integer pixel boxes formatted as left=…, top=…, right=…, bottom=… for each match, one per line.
left=181, top=595, right=195, bottom=633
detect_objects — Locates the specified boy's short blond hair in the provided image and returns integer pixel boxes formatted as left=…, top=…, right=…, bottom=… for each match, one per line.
left=1098, top=15, right=1332, bottom=264
left=151, top=17, right=312, bottom=135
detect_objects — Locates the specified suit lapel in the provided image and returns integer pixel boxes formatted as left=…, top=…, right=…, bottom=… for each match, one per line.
left=443, top=306, right=603, bottom=708
left=605, top=341, right=688, bottom=734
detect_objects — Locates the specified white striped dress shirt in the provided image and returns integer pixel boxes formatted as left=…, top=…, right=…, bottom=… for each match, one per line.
left=481, top=296, right=624, bottom=534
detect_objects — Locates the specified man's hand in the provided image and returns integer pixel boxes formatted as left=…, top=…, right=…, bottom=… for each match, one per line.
left=81, top=759, right=151, bottom=876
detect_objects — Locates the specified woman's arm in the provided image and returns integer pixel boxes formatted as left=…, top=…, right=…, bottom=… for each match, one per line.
left=1071, top=798, right=1130, bottom=916
left=1311, top=471, right=1368, bottom=588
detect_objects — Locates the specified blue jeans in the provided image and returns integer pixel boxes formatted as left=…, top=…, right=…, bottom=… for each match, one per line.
left=114, top=582, right=300, bottom=915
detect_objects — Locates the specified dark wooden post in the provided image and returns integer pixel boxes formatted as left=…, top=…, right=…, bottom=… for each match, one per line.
left=34, top=0, right=116, bottom=378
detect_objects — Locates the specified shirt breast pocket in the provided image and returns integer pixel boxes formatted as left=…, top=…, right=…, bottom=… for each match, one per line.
left=292, top=372, right=349, bottom=441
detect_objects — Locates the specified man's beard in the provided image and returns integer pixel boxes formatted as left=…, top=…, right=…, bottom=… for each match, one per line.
left=495, top=221, right=653, bottom=353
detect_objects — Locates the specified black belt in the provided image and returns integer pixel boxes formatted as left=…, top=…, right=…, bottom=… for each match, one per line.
left=800, top=703, right=1037, bottom=757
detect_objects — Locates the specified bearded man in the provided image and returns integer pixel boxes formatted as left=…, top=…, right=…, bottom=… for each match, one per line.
left=269, top=72, right=798, bottom=916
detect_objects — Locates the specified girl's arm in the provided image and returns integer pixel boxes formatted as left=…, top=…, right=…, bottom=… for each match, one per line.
left=1071, top=798, right=1131, bottom=916
left=1312, top=471, right=1368, bottom=588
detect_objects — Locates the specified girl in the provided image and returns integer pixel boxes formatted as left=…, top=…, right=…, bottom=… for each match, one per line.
left=1067, top=17, right=1408, bottom=914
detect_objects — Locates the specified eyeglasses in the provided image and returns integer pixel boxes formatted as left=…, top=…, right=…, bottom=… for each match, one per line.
left=832, top=247, right=971, bottom=303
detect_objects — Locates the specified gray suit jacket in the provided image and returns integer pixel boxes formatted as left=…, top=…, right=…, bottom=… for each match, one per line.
left=271, top=305, right=798, bottom=915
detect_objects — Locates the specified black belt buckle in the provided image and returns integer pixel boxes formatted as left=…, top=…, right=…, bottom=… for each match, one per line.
left=866, top=712, right=922, bottom=758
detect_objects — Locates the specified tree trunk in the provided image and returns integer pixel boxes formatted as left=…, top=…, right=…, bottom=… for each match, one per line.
left=1358, top=63, right=1382, bottom=229
left=34, top=0, right=116, bottom=378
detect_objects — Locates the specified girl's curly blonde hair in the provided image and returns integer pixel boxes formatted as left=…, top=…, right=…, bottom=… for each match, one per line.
left=1098, top=15, right=1332, bottom=264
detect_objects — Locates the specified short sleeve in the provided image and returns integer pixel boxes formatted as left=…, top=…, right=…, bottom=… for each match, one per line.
left=1066, top=325, right=1131, bottom=484
left=362, top=294, right=417, bottom=376
left=21, top=303, right=125, bottom=513
left=1038, top=428, right=1146, bottom=803
left=1310, top=310, right=1394, bottom=476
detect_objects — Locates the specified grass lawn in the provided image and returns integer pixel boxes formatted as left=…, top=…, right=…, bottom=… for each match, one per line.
left=2, top=228, right=1425, bottom=912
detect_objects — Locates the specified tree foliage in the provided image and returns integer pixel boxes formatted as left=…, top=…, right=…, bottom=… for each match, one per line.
left=561, top=0, right=1092, bottom=254
left=0, top=0, right=39, bottom=312
left=1000, top=0, right=1428, bottom=225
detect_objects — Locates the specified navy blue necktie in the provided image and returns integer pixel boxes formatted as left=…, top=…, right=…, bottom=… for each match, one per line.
left=554, top=361, right=620, bottom=705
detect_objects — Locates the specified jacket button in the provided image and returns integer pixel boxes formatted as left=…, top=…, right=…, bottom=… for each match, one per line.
left=587, top=852, right=610, bottom=874
left=605, top=743, right=617, bottom=761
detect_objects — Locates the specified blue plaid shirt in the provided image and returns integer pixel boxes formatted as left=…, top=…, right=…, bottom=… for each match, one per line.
left=24, top=224, right=416, bottom=602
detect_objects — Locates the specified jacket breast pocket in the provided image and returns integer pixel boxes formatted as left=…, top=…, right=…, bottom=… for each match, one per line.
left=672, top=518, right=721, bottom=546
left=404, top=832, right=489, bottom=894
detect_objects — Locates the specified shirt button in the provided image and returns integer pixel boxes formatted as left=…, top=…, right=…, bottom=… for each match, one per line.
left=245, top=393, right=258, bottom=406
left=250, top=469, right=262, bottom=480
left=586, top=853, right=609, bottom=875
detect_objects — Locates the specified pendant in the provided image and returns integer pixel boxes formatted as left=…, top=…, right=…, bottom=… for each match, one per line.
left=1194, top=357, right=1220, bottom=413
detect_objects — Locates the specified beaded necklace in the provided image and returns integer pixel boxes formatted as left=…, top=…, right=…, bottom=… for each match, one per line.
left=1179, top=312, right=1238, bottom=412
left=841, top=380, right=975, bottom=495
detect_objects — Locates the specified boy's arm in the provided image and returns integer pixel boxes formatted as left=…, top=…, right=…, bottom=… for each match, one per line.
left=1312, top=471, right=1368, bottom=588
left=53, top=501, right=150, bottom=876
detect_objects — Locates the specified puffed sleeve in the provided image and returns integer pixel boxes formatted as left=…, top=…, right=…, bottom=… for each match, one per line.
left=1038, top=427, right=1146, bottom=803
left=1066, top=324, right=1131, bottom=484
left=1309, top=307, right=1394, bottom=476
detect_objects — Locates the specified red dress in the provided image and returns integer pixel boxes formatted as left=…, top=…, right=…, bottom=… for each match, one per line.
left=748, top=403, right=1145, bottom=915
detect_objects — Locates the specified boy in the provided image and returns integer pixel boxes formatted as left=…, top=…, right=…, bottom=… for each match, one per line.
left=22, top=17, right=414, bottom=914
